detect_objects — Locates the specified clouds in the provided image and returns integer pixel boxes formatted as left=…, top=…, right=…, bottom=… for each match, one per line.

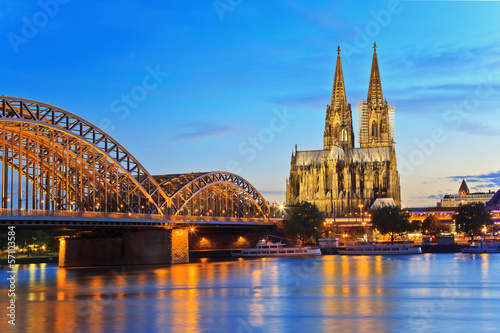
left=384, top=42, right=500, bottom=109
left=389, top=42, right=500, bottom=78
left=455, top=121, right=500, bottom=137
left=172, top=121, right=239, bottom=142
left=267, top=94, right=327, bottom=110
left=410, top=194, right=443, bottom=201
left=447, top=171, right=500, bottom=189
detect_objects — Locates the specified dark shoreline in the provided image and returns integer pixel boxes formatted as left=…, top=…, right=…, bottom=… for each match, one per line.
left=322, top=244, right=465, bottom=254
left=0, top=256, right=58, bottom=265
left=0, top=244, right=468, bottom=266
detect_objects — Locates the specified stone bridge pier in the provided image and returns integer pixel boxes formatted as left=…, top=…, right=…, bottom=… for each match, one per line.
left=59, top=229, right=189, bottom=268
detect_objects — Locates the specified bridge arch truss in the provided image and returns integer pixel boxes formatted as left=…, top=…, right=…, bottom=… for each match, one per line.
left=154, top=172, right=270, bottom=218
left=0, top=96, right=169, bottom=214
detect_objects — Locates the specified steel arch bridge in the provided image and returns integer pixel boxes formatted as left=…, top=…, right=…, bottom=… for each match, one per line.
left=0, top=96, right=269, bottom=219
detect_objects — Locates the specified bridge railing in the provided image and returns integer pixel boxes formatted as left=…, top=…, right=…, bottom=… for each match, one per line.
left=0, top=209, right=278, bottom=223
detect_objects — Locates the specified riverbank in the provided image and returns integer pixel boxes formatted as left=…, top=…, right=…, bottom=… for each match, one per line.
left=0, top=256, right=58, bottom=265
left=0, top=250, right=235, bottom=266
left=421, top=244, right=464, bottom=253
left=0, top=244, right=468, bottom=266
left=321, top=244, right=465, bottom=254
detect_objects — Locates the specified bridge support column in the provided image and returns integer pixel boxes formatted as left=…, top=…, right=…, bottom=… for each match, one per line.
left=59, top=228, right=189, bottom=268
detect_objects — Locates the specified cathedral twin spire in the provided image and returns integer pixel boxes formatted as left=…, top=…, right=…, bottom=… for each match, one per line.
left=367, top=42, right=384, bottom=109
left=323, top=45, right=353, bottom=150
left=331, top=46, right=347, bottom=110
left=324, top=43, right=392, bottom=151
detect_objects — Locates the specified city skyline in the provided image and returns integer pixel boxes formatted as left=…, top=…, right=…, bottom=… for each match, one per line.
left=2, top=1, right=500, bottom=207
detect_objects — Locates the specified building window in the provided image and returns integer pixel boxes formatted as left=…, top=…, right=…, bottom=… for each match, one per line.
left=372, top=121, right=378, bottom=137
left=351, top=169, right=356, bottom=192
left=341, top=129, right=347, bottom=141
left=383, top=172, right=389, bottom=190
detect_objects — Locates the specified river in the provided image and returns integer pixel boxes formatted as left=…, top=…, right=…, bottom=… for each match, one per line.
left=1, top=254, right=500, bottom=332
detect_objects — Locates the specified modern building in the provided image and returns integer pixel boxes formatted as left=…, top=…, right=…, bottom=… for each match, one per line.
left=286, top=44, right=401, bottom=216
left=439, top=179, right=495, bottom=207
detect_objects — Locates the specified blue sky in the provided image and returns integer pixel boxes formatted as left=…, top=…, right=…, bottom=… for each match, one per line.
left=1, top=0, right=500, bottom=207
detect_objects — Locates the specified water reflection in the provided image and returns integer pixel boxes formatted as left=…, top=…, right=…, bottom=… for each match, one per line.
left=320, top=256, right=391, bottom=332
left=2, top=254, right=500, bottom=332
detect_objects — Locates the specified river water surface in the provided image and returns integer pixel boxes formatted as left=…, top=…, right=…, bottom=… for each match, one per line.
left=1, top=254, right=500, bottom=332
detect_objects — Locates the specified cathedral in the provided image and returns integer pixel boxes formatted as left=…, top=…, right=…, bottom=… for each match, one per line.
left=286, top=43, right=401, bottom=216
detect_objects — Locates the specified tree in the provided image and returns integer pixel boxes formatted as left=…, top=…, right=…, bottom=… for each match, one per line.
left=281, top=202, right=324, bottom=244
left=371, top=206, right=413, bottom=244
left=453, top=202, right=493, bottom=242
left=421, top=215, right=451, bottom=236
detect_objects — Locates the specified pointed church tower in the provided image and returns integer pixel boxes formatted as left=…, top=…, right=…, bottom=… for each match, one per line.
left=458, top=179, right=470, bottom=195
left=359, top=43, right=394, bottom=148
left=367, top=42, right=384, bottom=109
left=324, top=46, right=354, bottom=151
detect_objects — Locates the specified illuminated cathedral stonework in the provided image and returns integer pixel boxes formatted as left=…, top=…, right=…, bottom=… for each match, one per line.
left=286, top=44, right=401, bottom=215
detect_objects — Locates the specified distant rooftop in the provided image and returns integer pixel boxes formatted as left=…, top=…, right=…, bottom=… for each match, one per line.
left=458, top=179, right=469, bottom=195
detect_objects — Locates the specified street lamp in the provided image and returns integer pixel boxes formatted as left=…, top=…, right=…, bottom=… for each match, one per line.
left=357, top=204, right=364, bottom=224
left=358, top=204, right=365, bottom=240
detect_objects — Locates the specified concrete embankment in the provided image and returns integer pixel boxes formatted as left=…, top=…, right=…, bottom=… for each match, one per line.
left=0, top=245, right=467, bottom=266
left=190, top=250, right=234, bottom=259
left=322, top=244, right=465, bottom=254
left=0, top=256, right=58, bottom=265
left=421, top=244, right=464, bottom=253
left=1, top=251, right=235, bottom=265
left=191, top=245, right=465, bottom=257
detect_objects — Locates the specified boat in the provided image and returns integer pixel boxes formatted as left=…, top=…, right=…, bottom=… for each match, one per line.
left=231, top=240, right=321, bottom=258
left=461, top=241, right=500, bottom=253
left=337, top=242, right=422, bottom=255
left=461, top=244, right=486, bottom=253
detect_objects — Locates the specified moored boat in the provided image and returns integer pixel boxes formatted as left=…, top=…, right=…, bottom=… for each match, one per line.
left=462, top=241, right=500, bottom=253
left=338, top=242, right=422, bottom=255
left=231, top=240, right=321, bottom=258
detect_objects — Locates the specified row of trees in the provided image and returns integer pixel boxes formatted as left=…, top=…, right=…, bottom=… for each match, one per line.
left=280, top=201, right=493, bottom=244
left=372, top=203, right=493, bottom=243
left=370, top=206, right=453, bottom=243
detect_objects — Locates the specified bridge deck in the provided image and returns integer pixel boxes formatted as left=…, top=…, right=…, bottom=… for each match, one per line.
left=0, top=209, right=278, bottom=228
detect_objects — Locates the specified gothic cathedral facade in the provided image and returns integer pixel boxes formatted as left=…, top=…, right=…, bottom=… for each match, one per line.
left=286, top=44, right=401, bottom=215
